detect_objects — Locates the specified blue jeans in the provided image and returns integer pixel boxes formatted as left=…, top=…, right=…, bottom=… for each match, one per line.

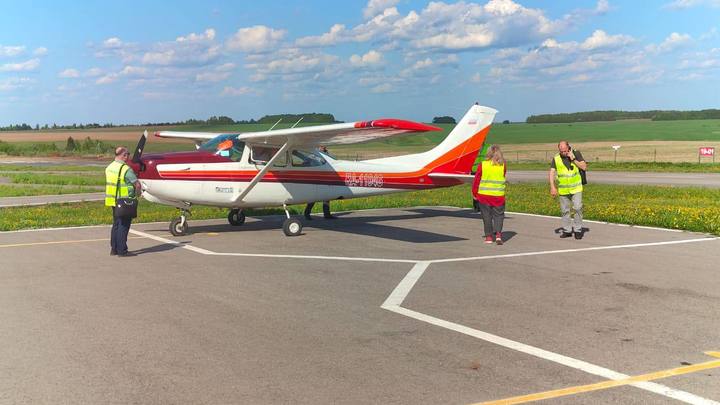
left=111, top=208, right=132, bottom=254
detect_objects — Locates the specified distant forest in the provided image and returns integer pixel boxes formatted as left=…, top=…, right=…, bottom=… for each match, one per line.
left=0, top=113, right=339, bottom=132
left=526, top=109, right=720, bottom=123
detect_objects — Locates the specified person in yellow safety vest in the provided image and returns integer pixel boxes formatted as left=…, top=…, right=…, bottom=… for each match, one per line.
left=471, top=144, right=507, bottom=245
left=549, top=140, right=588, bottom=239
left=105, top=146, right=141, bottom=256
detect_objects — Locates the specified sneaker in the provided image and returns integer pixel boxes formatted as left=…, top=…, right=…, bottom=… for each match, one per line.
left=560, top=232, right=573, bottom=238
left=110, top=250, right=117, bottom=256
left=495, top=233, right=503, bottom=245
left=574, top=230, right=584, bottom=240
left=484, top=235, right=493, bottom=244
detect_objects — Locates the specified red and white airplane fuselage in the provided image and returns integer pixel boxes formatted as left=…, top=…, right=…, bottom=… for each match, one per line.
left=129, top=104, right=497, bottom=236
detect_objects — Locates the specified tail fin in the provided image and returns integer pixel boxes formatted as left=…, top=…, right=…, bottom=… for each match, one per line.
left=425, top=103, right=497, bottom=174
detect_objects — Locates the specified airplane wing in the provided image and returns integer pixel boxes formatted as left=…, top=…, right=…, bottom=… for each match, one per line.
left=154, top=131, right=219, bottom=141
left=156, top=119, right=441, bottom=147
left=236, top=119, right=441, bottom=146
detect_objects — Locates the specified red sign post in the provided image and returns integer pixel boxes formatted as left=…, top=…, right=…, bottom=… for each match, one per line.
left=699, top=147, right=715, bottom=163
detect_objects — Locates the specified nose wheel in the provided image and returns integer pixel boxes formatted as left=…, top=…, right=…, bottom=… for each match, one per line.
left=169, top=208, right=190, bottom=236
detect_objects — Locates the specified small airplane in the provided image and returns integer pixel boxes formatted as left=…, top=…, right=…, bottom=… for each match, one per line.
left=128, top=103, right=497, bottom=236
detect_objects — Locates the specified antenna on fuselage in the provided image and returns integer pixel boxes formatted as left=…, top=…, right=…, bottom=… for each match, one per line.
left=268, top=118, right=282, bottom=131
left=290, top=117, right=303, bottom=128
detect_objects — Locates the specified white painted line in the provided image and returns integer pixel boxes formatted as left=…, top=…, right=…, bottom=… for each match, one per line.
left=429, top=237, right=717, bottom=264
left=383, top=305, right=719, bottom=405
left=129, top=229, right=215, bottom=255
left=129, top=228, right=419, bottom=263
left=212, top=252, right=418, bottom=264
left=381, top=261, right=431, bottom=308
left=506, top=211, right=686, bottom=233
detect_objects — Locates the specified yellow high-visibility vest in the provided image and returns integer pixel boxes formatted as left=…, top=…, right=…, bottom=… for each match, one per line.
left=477, top=160, right=506, bottom=197
left=105, top=161, right=132, bottom=207
left=553, top=154, right=583, bottom=195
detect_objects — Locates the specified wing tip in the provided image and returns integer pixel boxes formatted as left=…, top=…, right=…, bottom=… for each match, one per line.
left=354, top=119, right=442, bottom=132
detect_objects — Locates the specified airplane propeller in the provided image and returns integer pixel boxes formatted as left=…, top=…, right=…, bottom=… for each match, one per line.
left=132, top=130, right=148, bottom=169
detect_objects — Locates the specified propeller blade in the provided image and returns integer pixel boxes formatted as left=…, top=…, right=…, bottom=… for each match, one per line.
left=132, top=130, right=148, bottom=164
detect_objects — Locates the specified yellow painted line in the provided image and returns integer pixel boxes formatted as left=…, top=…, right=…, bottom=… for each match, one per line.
left=475, top=351, right=720, bottom=405
left=205, top=232, right=219, bottom=236
left=0, top=236, right=142, bottom=249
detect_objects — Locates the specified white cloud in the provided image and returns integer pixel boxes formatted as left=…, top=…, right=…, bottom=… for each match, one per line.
left=0, top=77, right=34, bottom=91
left=371, top=83, right=393, bottom=93
left=647, top=32, right=692, bottom=53
left=0, top=58, right=40, bottom=72
left=349, top=50, right=383, bottom=67
left=471, top=73, right=482, bottom=83
left=33, top=47, right=48, bottom=56
left=221, top=86, right=253, bottom=96
left=595, top=0, right=611, bottom=14
left=244, top=48, right=340, bottom=82
left=58, top=68, right=80, bottom=78
left=580, top=30, right=634, bottom=50
left=196, top=71, right=231, bottom=82
left=0, top=45, right=26, bottom=57
left=296, top=24, right=347, bottom=47
left=85, top=67, right=103, bottom=77
left=141, top=29, right=220, bottom=67
left=226, top=25, right=286, bottom=53
left=177, top=28, right=216, bottom=43
left=296, top=0, right=601, bottom=52
left=96, top=73, right=119, bottom=85
left=363, top=0, right=400, bottom=19
left=663, top=0, right=720, bottom=9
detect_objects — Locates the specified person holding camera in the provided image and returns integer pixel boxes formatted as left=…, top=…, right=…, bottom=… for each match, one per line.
left=549, top=140, right=587, bottom=239
left=105, top=146, right=141, bottom=256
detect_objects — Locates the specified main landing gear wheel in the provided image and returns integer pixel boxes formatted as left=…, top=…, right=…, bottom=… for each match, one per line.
left=283, top=218, right=303, bottom=237
left=228, top=209, right=245, bottom=226
left=169, top=217, right=189, bottom=236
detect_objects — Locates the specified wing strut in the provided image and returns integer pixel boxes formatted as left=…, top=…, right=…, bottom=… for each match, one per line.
left=232, top=142, right=291, bottom=203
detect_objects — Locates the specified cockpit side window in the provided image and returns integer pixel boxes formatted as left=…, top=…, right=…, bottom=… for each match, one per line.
left=291, top=149, right=326, bottom=167
left=250, top=146, right=287, bottom=167
left=199, top=134, right=245, bottom=162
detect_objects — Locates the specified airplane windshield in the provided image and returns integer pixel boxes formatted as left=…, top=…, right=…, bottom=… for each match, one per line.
left=200, top=134, right=245, bottom=162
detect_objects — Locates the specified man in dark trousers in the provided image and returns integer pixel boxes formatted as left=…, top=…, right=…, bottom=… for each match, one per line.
left=305, top=145, right=336, bottom=220
left=105, top=146, right=141, bottom=256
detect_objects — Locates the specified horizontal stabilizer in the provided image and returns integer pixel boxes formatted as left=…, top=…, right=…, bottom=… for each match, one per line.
left=427, top=173, right=475, bottom=183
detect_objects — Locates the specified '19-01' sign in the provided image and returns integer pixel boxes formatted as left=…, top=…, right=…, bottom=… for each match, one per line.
left=699, top=147, right=715, bottom=156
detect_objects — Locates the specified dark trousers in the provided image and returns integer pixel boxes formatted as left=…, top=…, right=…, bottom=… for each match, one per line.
left=111, top=208, right=132, bottom=254
left=304, top=201, right=331, bottom=217
left=478, top=203, right=505, bottom=236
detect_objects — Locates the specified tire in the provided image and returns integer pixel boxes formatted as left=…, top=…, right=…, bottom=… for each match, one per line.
left=282, top=218, right=303, bottom=237
left=169, top=217, right=188, bottom=236
left=228, top=209, right=245, bottom=226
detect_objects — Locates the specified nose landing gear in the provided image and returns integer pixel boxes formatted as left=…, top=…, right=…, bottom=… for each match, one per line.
left=169, top=207, right=191, bottom=236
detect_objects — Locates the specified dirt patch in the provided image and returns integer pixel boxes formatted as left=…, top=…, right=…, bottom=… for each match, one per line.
left=0, top=128, right=189, bottom=144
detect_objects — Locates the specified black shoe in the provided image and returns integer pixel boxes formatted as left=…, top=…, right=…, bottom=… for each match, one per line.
left=117, top=251, right=136, bottom=257
left=110, top=250, right=117, bottom=256
left=574, top=231, right=584, bottom=240
left=560, top=232, right=573, bottom=238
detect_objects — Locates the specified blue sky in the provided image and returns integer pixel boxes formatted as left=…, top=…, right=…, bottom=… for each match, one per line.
left=1, top=0, right=718, bottom=125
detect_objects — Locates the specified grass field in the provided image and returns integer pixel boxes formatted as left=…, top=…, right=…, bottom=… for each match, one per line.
left=0, top=185, right=101, bottom=197
left=1, top=183, right=718, bottom=235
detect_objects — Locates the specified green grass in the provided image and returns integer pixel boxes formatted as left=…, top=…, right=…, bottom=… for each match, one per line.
left=0, top=164, right=104, bottom=172
left=0, top=185, right=101, bottom=197
left=1, top=183, right=718, bottom=234
left=5, top=172, right=104, bottom=186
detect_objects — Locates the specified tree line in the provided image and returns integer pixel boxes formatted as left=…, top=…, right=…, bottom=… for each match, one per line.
left=526, top=109, right=720, bottom=123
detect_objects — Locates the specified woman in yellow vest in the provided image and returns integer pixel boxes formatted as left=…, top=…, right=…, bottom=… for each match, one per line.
left=471, top=145, right=506, bottom=245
